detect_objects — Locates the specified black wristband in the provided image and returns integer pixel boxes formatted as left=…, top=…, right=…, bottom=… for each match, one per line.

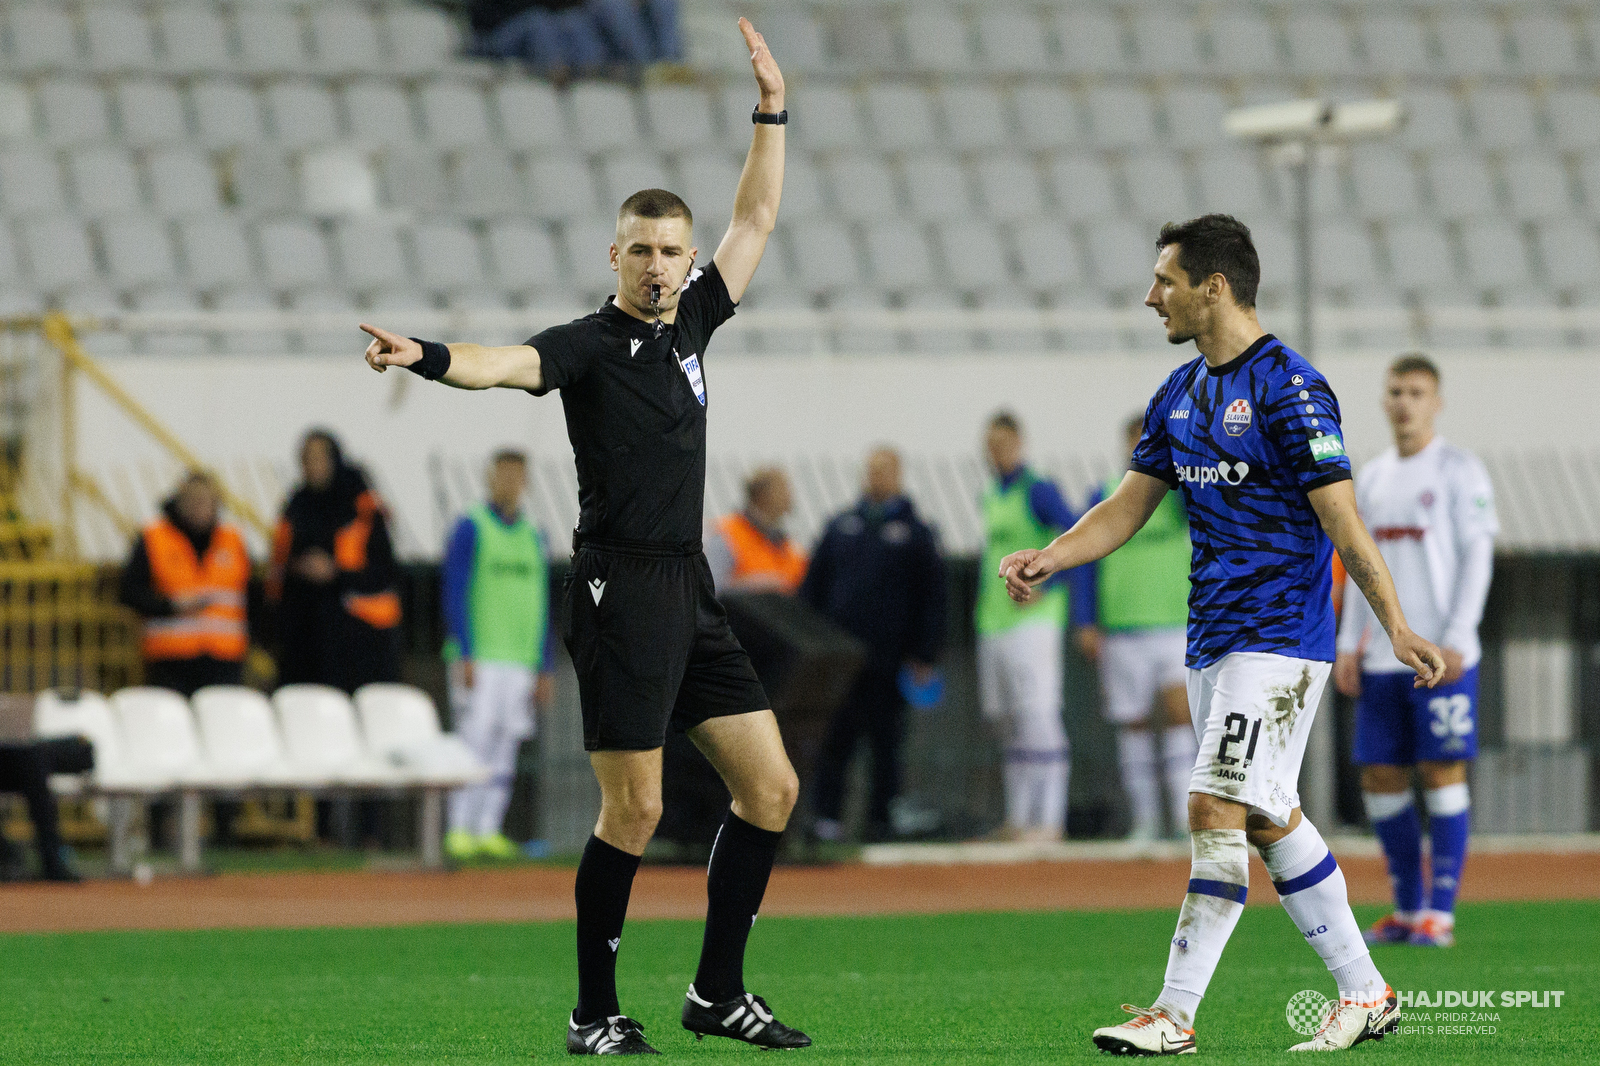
left=407, top=338, right=451, bottom=380
left=752, top=108, right=787, bottom=125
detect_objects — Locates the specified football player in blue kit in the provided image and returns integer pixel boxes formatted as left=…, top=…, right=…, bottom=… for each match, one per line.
left=998, top=215, right=1445, bottom=1055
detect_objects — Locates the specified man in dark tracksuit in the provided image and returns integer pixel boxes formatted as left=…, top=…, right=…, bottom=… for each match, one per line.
left=801, top=447, right=947, bottom=842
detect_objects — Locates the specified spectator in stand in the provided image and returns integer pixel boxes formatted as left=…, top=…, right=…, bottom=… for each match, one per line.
left=706, top=466, right=807, bottom=594
left=472, top=0, right=683, bottom=79
left=441, top=450, right=557, bottom=861
left=268, top=430, right=401, bottom=694
left=119, top=471, right=249, bottom=697
left=801, top=448, right=947, bottom=843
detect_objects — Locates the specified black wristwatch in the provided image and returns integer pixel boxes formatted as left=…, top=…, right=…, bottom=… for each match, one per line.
left=752, top=108, right=788, bottom=125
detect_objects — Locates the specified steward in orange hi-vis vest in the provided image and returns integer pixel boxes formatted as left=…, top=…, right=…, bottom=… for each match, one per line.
left=141, top=518, right=249, bottom=661
left=715, top=511, right=807, bottom=594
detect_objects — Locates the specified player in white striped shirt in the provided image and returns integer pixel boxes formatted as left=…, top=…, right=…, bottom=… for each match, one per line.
left=1334, top=354, right=1498, bottom=948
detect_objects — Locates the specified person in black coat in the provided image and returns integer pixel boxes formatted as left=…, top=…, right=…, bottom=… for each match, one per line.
left=800, top=447, right=947, bottom=842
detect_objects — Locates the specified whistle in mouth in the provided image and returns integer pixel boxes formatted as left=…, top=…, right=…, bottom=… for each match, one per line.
left=650, top=284, right=662, bottom=307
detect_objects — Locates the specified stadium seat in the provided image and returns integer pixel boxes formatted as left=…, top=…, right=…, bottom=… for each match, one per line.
left=1085, top=87, right=1159, bottom=151
left=412, top=220, right=489, bottom=292
left=1402, top=90, right=1467, bottom=150
left=1193, top=149, right=1276, bottom=221
left=861, top=219, right=937, bottom=290
left=1349, top=148, right=1422, bottom=219
left=938, top=85, right=1011, bottom=151
left=1534, top=221, right=1600, bottom=292
left=526, top=156, right=603, bottom=220
left=379, top=150, right=449, bottom=213
left=300, top=147, right=379, bottom=215
left=903, top=152, right=972, bottom=220
left=0, top=80, right=31, bottom=140
left=212, top=288, right=291, bottom=353
left=116, top=81, right=190, bottom=147
left=597, top=151, right=673, bottom=210
left=455, top=148, right=529, bottom=215
left=177, top=217, right=255, bottom=291
left=486, top=218, right=563, bottom=290
left=791, top=84, right=865, bottom=150
left=1547, top=90, right=1600, bottom=150
left=0, top=148, right=65, bottom=214
left=790, top=220, right=863, bottom=291
left=831, top=7, right=899, bottom=73
left=386, top=7, right=460, bottom=71
left=1359, top=13, right=1432, bottom=75
left=1283, top=12, right=1360, bottom=75
left=1317, top=222, right=1383, bottom=294
left=5, top=4, right=79, bottom=72
left=755, top=9, right=829, bottom=75
left=157, top=5, right=232, bottom=74
left=102, top=216, right=180, bottom=290
left=777, top=153, right=827, bottom=218
left=677, top=154, right=744, bottom=221
left=1385, top=220, right=1459, bottom=292
left=1508, top=14, right=1586, bottom=76
left=18, top=216, right=96, bottom=290
left=1051, top=8, right=1127, bottom=74
left=643, top=86, right=717, bottom=149
left=1161, top=88, right=1231, bottom=150
left=191, top=685, right=305, bottom=788
left=1014, top=85, right=1082, bottom=150
left=352, top=683, right=487, bottom=786
left=1465, top=88, right=1542, bottom=150
left=309, top=7, right=385, bottom=74
left=37, top=80, right=113, bottom=146
left=1127, top=13, right=1206, bottom=76
left=973, top=154, right=1047, bottom=222
left=32, top=689, right=140, bottom=793
left=1086, top=219, right=1158, bottom=295
left=862, top=84, right=939, bottom=152
left=973, top=8, right=1056, bottom=74
left=827, top=152, right=900, bottom=219
left=1460, top=220, right=1534, bottom=288
left=235, top=8, right=313, bottom=74
left=1427, top=152, right=1498, bottom=218
left=1047, top=156, right=1120, bottom=221
left=935, top=218, right=1011, bottom=291
left=332, top=219, right=409, bottom=290
left=192, top=81, right=266, bottom=147
left=82, top=6, right=158, bottom=74
left=110, top=687, right=223, bottom=789
left=273, top=684, right=404, bottom=786
left=1122, top=151, right=1198, bottom=222
left=1207, top=11, right=1285, bottom=75
left=257, top=219, right=333, bottom=290
left=419, top=83, right=494, bottom=148
left=264, top=84, right=342, bottom=149
left=230, top=145, right=297, bottom=213
left=493, top=82, right=568, bottom=150
left=70, top=147, right=142, bottom=216
left=561, top=216, right=622, bottom=280
left=903, top=6, right=973, bottom=72
left=1436, top=14, right=1510, bottom=77
left=568, top=84, right=641, bottom=152
left=1502, top=154, right=1574, bottom=220
left=346, top=82, right=419, bottom=146
left=1012, top=218, right=1085, bottom=291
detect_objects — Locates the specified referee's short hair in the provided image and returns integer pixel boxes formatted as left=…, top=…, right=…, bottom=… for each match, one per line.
left=618, top=188, right=693, bottom=228
left=491, top=448, right=528, bottom=467
left=988, top=410, right=1022, bottom=435
left=1156, top=214, right=1260, bottom=309
left=1388, top=352, right=1441, bottom=384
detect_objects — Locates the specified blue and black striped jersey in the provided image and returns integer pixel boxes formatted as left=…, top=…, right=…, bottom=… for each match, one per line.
left=1130, top=334, right=1352, bottom=668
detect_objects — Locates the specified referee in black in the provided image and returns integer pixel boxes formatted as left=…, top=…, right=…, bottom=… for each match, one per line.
left=361, top=18, right=804, bottom=1057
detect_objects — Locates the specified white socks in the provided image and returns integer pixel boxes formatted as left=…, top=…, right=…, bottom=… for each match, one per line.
left=1116, top=730, right=1160, bottom=834
left=1259, top=818, right=1386, bottom=1001
left=1156, top=828, right=1249, bottom=1028
left=1162, top=725, right=1198, bottom=831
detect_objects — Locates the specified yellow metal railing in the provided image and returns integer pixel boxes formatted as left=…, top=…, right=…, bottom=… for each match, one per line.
left=0, top=559, right=142, bottom=695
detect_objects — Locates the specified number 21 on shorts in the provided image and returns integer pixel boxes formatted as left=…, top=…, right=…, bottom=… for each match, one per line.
left=1429, top=694, right=1473, bottom=738
left=1217, top=712, right=1262, bottom=767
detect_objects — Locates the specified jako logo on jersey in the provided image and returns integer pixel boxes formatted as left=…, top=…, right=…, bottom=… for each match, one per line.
left=629, top=338, right=642, bottom=358
left=1223, top=398, right=1252, bottom=436
left=1169, top=408, right=1190, bottom=419
left=1176, top=461, right=1250, bottom=487
left=1307, top=434, right=1345, bottom=462
left=588, top=578, right=606, bottom=605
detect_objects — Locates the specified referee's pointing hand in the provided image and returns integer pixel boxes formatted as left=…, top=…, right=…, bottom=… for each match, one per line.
left=360, top=323, right=420, bottom=373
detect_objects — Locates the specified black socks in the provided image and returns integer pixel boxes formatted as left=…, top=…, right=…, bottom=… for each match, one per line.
left=693, top=811, right=784, bottom=1002
left=573, top=834, right=642, bottom=1025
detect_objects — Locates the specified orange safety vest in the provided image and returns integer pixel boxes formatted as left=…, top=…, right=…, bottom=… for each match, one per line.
left=266, top=490, right=401, bottom=630
left=141, top=518, right=250, bottom=662
left=716, top=512, right=808, bottom=595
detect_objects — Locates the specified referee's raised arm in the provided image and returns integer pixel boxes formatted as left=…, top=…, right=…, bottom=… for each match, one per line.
left=713, top=17, right=786, bottom=304
left=359, top=323, right=544, bottom=392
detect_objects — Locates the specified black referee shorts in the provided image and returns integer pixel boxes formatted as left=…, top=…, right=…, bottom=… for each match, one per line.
left=563, top=538, right=770, bottom=752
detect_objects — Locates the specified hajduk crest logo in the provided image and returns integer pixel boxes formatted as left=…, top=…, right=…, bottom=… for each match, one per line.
left=1223, top=398, right=1252, bottom=437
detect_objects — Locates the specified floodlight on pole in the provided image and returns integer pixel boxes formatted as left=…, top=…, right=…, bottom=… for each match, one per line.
left=1225, top=99, right=1404, bottom=362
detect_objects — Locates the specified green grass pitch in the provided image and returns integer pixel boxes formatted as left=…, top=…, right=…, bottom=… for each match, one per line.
left=0, top=900, right=1590, bottom=1064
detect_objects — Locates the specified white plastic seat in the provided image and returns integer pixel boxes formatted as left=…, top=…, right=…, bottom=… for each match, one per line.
left=1161, top=88, right=1231, bottom=151
left=1052, top=9, right=1126, bottom=74
left=309, top=7, right=384, bottom=74
left=419, top=83, right=493, bottom=148
left=111, top=687, right=223, bottom=788
left=230, top=146, right=296, bottom=212
left=939, top=85, right=1010, bottom=151
left=904, top=6, right=973, bottom=72
left=862, top=220, right=936, bottom=290
left=676, top=155, right=743, bottom=222
left=265, top=83, right=341, bottom=149
left=827, top=153, right=899, bottom=219
left=568, top=84, right=640, bottom=152
left=235, top=8, right=313, bottom=74
left=117, top=81, right=190, bottom=147
left=1128, top=14, right=1205, bottom=76
left=862, top=84, right=938, bottom=152
left=1436, top=14, right=1509, bottom=76
left=643, top=86, right=716, bottom=149
left=157, top=6, right=231, bottom=73
left=345, top=83, right=417, bottom=145
left=790, top=84, right=865, bottom=150
left=486, top=219, right=562, bottom=290
left=973, top=155, right=1046, bottom=221
left=1461, top=221, right=1532, bottom=288
left=191, top=685, right=307, bottom=788
left=1427, top=152, right=1498, bottom=218
left=1502, top=155, right=1572, bottom=219
left=1, top=149, right=67, bottom=214
left=191, top=81, right=266, bottom=147
left=102, top=217, right=179, bottom=290
left=1085, top=219, right=1157, bottom=294
left=1536, top=221, right=1600, bottom=291
left=1121, top=151, right=1196, bottom=222
left=1207, top=12, right=1283, bottom=75
left=1193, top=149, right=1275, bottom=221
left=19, top=217, right=96, bottom=290
left=1085, top=87, right=1159, bottom=150
left=353, top=684, right=487, bottom=786
left=1402, top=90, right=1466, bottom=150
left=1509, top=15, right=1586, bottom=76
left=257, top=219, right=332, bottom=290
left=33, top=689, right=143, bottom=793
left=1284, top=12, right=1360, bottom=76
left=37, top=80, right=112, bottom=146
left=1048, top=156, right=1120, bottom=221
left=775, top=153, right=827, bottom=219
left=495, top=81, right=569, bottom=151
left=380, top=151, right=449, bottom=213
left=527, top=156, right=603, bottom=221
left=1468, top=89, right=1541, bottom=149
left=756, top=10, right=828, bottom=75
left=0, top=81, right=31, bottom=140
left=974, top=8, right=1055, bottom=74
left=83, top=7, right=158, bottom=73
left=562, top=216, right=624, bottom=282
left=333, top=219, right=408, bottom=290
left=1013, top=86, right=1080, bottom=150
left=411, top=220, right=488, bottom=293
left=1349, top=148, right=1421, bottom=218
left=1360, top=14, right=1431, bottom=75
left=791, top=220, right=863, bottom=291
left=597, top=151, right=672, bottom=210
left=903, top=153, right=971, bottom=219
left=935, top=219, right=1010, bottom=290
left=1547, top=91, right=1600, bottom=150
left=1385, top=221, right=1458, bottom=291
left=273, top=684, right=404, bottom=786
left=1012, top=219, right=1085, bottom=290
left=454, top=148, right=528, bottom=215
left=67, top=147, right=145, bottom=216
left=178, top=217, right=254, bottom=291
left=386, top=7, right=459, bottom=72
left=6, top=5, right=79, bottom=71
left=213, top=288, right=291, bottom=353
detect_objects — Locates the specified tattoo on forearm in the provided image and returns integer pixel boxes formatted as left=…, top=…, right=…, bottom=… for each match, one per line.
left=1343, top=550, right=1395, bottom=635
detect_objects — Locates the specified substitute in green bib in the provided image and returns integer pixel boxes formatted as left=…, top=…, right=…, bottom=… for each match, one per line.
left=1072, top=415, right=1194, bottom=842
left=442, top=449, right=557, bottom=861
left=976, top=412, right=1082, bottom=843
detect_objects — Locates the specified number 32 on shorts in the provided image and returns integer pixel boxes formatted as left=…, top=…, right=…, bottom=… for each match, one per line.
left=1429, top=694, right=1473, bottom=738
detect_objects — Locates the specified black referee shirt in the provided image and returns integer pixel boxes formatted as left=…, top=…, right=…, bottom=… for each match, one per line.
left=529, top=261, right=736, bottom=548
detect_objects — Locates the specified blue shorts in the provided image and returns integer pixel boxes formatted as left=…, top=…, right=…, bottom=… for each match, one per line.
left=1353, top=667, right=1479, bottom=766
